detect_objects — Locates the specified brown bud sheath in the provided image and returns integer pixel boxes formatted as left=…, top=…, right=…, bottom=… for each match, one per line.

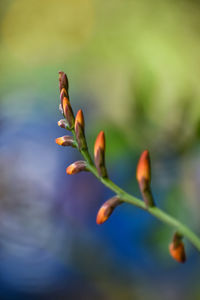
left=96, top=196, right=123, bottom=225
left=169, top=233, right=186, bottom=263
left=66, top=160, right=87, bottom=175
left=59, top=71, right=69, bottom=92
left=55, top=136, right=75, bottom=147
left=136, top=150, right=155, bottom=207
left=62, top=97, right=75, bottom=128
left=94, top=131, right=107, bottom=177
left=75, top=109, right=87, bottom=150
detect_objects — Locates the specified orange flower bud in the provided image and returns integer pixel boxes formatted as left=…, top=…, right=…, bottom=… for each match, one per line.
left=55, top=136, right=75, bottom=147
left=59, top=71, right=69, bottom=92
left=60, top=87, right=68, bottom=107
left=169, top=241, right=186, bottom=263
left=75, top=109, right=85, bottom=129
left=136, top=150, right=155, bottom=207
left=136, top=150, right=151, bottom=183
left=66, top=160, right=87, bottom=175
left=75, top=109, right=87, bottom=150
left=94, top=131, right=107, bottom=177
left=94, top=131, right=105, bottom=158
left=96, top=196, right=123, bottom=225
left=62, top=97, right=75, bottom=128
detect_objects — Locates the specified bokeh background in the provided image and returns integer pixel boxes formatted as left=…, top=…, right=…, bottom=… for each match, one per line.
left=0, top=0, right=200, bottom=299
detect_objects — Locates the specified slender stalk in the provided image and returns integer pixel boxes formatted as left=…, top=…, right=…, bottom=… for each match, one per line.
left=71, top=135, right=200, bottom=252
left=57, top=72, right=200, bottom=258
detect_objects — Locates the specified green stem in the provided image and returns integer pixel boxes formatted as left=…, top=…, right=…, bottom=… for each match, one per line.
left=70, top=128, right=200, bottom=252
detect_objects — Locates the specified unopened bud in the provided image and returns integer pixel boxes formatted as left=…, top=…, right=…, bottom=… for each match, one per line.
left=169, top=233, right=186, bottom=263
left=57, top=119, right=69, bottom=129
left=136, top=150, right=155, bottom=207
left=75, top=109, right=87, bottom=150
left=59, top=71, right=69, bottom=92
left=66, top=160, right=87, bottom=175
left=75, top=109, right=84, bottom=128
left=60, top=87, right=68, bottom=107
left=62, top=97, right=75, bottom=128
left=94, top=131, right=107, bottom=177
left=55, top=136, right=75, bottom=147
left=96, top=196, right=123, bottom=225
left=136, top=150, right=151, bottom=183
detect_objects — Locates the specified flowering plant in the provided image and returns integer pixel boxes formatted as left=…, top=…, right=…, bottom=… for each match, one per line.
left=55, top=71, right=200, bottom=263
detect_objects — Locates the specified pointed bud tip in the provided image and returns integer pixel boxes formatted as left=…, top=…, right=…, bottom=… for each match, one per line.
left=62, top=96, right=70, bottom=107
left=94, top=131, right=105, bottom=157
left=59, top=72, right=69, bottom=92
left=96, top=205, right=109, bottom=225
left=136, top=149, right=151, bottom=183
left=60, top=87, right=68, bottom=101
left=55, top=137, right=63, bottom=146
left=66, top=163, right=76, bottom=175
left=62, top=96, right=75, bottom=128
left=75, top=109, right=84, bottom=128
left=58, top=71, right=67, bottom=78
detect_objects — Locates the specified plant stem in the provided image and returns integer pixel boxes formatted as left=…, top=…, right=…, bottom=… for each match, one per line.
left=71, top=129, right=200, bottom=252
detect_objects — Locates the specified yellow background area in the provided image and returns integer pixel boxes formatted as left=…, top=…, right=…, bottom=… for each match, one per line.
left=1, top=0, right=94, bottom=64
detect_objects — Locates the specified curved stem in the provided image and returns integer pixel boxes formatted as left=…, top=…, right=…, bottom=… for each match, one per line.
left=69, top=128, right=200, bottom=251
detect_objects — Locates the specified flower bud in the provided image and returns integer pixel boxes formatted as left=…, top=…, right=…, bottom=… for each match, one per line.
left=57, top=119, right=68, bottom=129
left=55, top=136, right=75, bottom=147
left=136, top=150, right=151, bottom=183
left=75, top=109, right=84, bottom=128
left=169, top=233, right=186, bottom=263
left=60, top=87, right=68, bottom=107
left=75, top=109, right=87, bottom=150
left=136, top=150, right=155, bottom=207
left=96, top=196, right=123, bottom=225
left=94, top=131, right=107, bottom=177
left=62, top=97, right=75, bottom=128
left=59, top=71, right=69, bottom=92
left=66, top=160, right=87, bottom=175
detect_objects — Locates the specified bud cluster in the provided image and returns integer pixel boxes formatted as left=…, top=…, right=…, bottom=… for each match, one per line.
left=55, top=71, right=108, bottom=178
left=55, top=71, right=189, bottom=264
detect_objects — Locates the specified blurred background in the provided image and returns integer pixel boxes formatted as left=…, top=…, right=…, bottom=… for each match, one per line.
left=0, top=0, right=200, bottom=299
